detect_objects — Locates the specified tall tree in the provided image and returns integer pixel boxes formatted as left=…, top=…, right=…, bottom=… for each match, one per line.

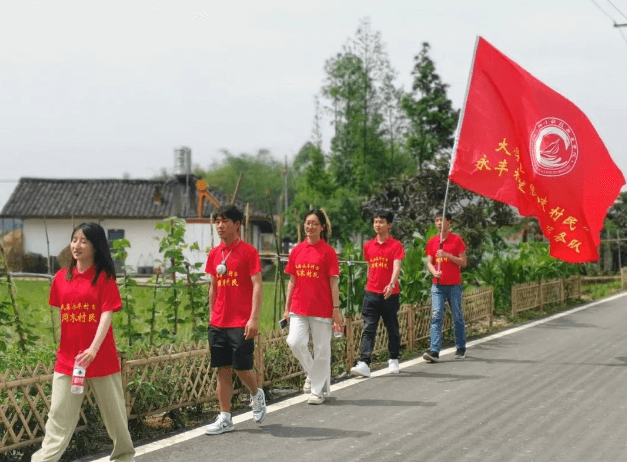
left=343, top=17, right=391, bottom=167
left=401, top=42, right=459, bottom=170
left=323, top=53, right=367, bottom=190
left=322, top=18, right=401, bottom=194
left=311, top=95, right=323, bottom=150
left=380, top=71, right=411, bottom=176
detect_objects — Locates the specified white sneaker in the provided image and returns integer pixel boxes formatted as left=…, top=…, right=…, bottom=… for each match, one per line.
left=303, top=377, right=311, bottom=394
left=350, top=361, right=371, bottom=378
left=388, top=359, right=400, bottom=374
left=308, top=393, right=325, bottom=405
left=205, top=413, right=234, bottom=435
left=250, top=388, right=267, bottom=424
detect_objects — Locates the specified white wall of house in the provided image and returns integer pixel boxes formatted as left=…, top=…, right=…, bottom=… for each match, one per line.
left=183, top=222, right=218, bottom=270
left=22, top=218, right=75, bottom=258
left=104, top=219, right=165, bottom=270
left=22, top=218, right=165, bottom=272
left=21, top=218, right=265, bottom=273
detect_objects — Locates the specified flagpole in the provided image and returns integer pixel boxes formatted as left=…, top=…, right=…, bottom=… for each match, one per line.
left=438, top=36, right=482, bottom=282
left=449, top=35, right=481, bottom=176
left=437, top=179, right=451, bottom=283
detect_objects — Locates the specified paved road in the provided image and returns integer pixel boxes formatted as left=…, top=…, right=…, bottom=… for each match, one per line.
left=83, top=293, right=627, bottom=462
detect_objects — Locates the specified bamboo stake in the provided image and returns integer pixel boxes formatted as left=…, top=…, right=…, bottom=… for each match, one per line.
left=42, top=217, right=57, bottom=344
left=231, top=173, right=244, bottom=205
left=245, top=202, right=251, bottom=243
left=0, top=243, right=27, bottom=352
left=149, top=271, right=160, bottom=346
left=293, top=208, right=301, bottom=242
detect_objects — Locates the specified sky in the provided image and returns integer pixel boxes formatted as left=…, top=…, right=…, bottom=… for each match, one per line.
left=1, top=0, right=627, bottom=211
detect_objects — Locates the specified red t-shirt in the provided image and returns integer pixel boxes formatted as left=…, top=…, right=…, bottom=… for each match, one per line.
left=205, top=239, right=262, bottom=328
left=285, top=239, right=340, bottom=318
left=425, top=233, right=467, bottom=285
left=364, top=236, right=405, bottom=294
left=48, top=266, right=122, bottom=378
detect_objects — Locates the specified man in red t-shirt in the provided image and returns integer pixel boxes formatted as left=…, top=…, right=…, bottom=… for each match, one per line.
left=350, top=211, right=405, bottom=378
left=203, top=205, right=267, bottom=435
left=423, top=213, right=467, bottom=363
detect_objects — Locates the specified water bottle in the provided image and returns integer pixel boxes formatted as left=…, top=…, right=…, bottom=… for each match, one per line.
left=71, top=360, right=86, bottom=394
left=333, top=325, right=343, bottom=339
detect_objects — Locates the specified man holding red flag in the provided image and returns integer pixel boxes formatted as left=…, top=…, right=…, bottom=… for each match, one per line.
left=423, top=213, right=468, bottom=363
left=449, top=37, right=625, bottom=263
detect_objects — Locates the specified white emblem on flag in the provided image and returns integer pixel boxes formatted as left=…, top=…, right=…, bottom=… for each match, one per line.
left=529, top=118, right=578, bottom=177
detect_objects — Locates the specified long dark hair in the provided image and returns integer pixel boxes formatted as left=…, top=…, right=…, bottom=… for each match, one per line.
left=66, top=222, right=117, bottom=284
left=304, top=209, right=332, bottom=242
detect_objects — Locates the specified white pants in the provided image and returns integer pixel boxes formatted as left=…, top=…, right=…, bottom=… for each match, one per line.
left=286, top=314, right=332, bottom=396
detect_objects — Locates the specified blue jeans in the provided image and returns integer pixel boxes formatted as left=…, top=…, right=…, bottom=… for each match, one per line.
left=429, top=284, right=466, bottom=353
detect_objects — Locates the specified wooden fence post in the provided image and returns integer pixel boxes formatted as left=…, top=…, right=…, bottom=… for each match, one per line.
left=346, top=316, right=354, bottom=370
left=407, top=305, right=414, bottom=352
left=538, top=280, right=544, bottom=313
left=489, top=287, right=494, bottom=327
left=119, top=351, right=131, bottom=417
left=511, top=285, right=516, bottom=317
left=255, top=332, right=265, bottom=387
left=560, top=279, right=565, bottom=305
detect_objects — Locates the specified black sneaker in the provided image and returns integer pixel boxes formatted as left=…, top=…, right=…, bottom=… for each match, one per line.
left=423, top=350, right=439, bottom=363
left=455, top=348, right=466, bottom=360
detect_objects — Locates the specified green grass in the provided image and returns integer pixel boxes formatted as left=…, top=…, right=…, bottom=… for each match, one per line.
left=3, top=279, right=285, bottom=348
left=581, top=280, right=622, bottom=300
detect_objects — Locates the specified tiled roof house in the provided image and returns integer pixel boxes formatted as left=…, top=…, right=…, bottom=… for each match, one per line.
left=0, top=176, right=272, bottom=273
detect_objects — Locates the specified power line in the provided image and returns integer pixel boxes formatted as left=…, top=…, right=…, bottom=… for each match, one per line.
left=606, top=0, right=627, bottom=20
left=589, top=0, right=627, bottom=43
left=590, top=0, right=618, bottom=22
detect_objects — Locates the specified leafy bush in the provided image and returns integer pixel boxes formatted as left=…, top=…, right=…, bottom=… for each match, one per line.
left=468, top=241, right=580, bottom=313
left=399, top=236, right=431, bottom=306
left=338, top=242, right=367, bottom=316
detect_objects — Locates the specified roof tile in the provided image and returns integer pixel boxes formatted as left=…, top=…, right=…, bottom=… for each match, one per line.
left=1, top=177, right=267, bottom=221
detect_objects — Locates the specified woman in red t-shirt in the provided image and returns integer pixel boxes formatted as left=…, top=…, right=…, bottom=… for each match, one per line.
left=32, top=223, right=135, bottom=462
left=284, top=209, right=343, bottom=405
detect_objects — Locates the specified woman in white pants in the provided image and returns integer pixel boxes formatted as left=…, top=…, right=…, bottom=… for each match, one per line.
left=284, top=209, right=343, bottom=404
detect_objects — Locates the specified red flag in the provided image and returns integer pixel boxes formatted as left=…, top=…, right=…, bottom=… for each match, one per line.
left=450, top=37, right=625, bottom=263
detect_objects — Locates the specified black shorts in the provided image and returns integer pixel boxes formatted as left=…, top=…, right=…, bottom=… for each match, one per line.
left=208, top=326, right=255, bottom=370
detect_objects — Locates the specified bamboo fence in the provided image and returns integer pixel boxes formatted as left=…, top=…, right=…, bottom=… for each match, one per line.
left=1, top=287, right=494, bottom=453
left=510, top=277, right=581, bottom=316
